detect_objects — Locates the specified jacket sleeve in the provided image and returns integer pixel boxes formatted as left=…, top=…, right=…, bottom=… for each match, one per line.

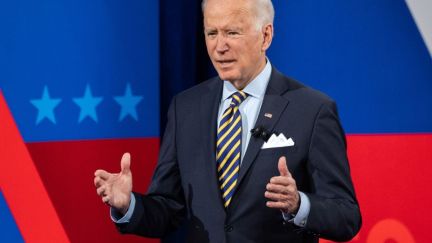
left=115, top=96, right=186, bottom=238
left=304, top=100, right=362, bottom=241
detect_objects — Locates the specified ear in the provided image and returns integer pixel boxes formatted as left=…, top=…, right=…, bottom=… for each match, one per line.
left=261, top=23, right=274, bottom=52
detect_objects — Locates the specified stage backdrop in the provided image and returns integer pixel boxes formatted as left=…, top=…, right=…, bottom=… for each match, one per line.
left=1, top=0, right=432, bottom=243
left=0, top=0, right=159, bottom=242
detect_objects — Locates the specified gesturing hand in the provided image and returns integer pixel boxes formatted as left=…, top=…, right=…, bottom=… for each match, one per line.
left=94, top=153, right=133, bottom=215
left=265, top=156, right=300, bottom=214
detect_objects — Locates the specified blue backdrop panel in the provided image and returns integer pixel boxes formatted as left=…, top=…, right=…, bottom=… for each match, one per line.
left=269, top=0, right=432, bottom=133
left=0, top=191, right=24, bottom=243
left=0, top=0, right=159, bottom=142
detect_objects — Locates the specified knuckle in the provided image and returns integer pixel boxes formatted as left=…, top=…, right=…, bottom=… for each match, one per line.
left=289, top=178, right=297, bottom=185
left=268, top=192, right=276, bottom=199
left=287, top=187, right=295, bottom=194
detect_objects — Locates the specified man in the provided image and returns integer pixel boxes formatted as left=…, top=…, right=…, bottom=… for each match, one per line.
left=94, top=0, right=361, bottom=242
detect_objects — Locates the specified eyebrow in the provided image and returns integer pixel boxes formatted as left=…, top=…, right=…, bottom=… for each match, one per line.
left=204, top=26, right=244, bottom=32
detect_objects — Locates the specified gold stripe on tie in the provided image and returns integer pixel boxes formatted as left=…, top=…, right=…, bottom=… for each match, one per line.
left=216, top=115, right=241, bottom=147
left=221, top=107, right=233, bottom=120
left=217, top=106, right=239, bottom=133
left=219, top=152, right=241, bottom=180
left=224, top=198, right=232, bottom=208
left=232, top=95, right=241, bottom=104
left=220, top=162, right=240, bottom=188
left=216, top=127, right=241, bottom=159
left=236, top=90, right=246, bottom=99
left=223, top=180, right=238, bottom=198
left=218, top=140, right=240, bottom=172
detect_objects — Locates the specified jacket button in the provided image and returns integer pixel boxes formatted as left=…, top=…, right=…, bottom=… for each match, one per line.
left=224, top=225, right=233, bottom=232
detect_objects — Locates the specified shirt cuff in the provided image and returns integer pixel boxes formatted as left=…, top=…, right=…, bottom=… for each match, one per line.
left=110, top=193, right=136, bottom=223
left=282, top=191, right=310, bottom=227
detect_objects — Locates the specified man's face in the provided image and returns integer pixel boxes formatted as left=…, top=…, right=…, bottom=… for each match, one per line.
left=203, top=0, right=271, bottom=87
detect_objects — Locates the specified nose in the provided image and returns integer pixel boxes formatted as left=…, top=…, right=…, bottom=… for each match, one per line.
left=215, top=35, right=229, bottom=53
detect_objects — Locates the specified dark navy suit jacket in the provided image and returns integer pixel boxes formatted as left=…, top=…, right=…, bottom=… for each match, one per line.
left=116, top=68, right=362, bottom=242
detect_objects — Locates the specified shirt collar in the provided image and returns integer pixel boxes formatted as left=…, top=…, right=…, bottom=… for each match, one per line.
left=221, top=59, right=272, bottom=101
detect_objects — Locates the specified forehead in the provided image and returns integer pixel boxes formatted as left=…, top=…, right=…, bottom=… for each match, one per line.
left=203, top=0, right=255, bottom=28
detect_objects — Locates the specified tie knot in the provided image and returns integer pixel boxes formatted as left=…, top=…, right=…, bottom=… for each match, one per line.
left=230, top=91, right=248, bottom=107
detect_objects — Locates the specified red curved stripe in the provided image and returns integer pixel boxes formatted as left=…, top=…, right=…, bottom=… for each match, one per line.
left=0, top=91, right=70, bottom=242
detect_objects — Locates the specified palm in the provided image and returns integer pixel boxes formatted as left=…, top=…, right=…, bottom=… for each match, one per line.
left=107, top=170, right=132, bottom=210
left=94, top=153, right=133, bottom=214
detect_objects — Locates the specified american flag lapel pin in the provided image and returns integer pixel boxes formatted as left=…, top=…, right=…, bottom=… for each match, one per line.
left=264, top=113, right=272, bottom=119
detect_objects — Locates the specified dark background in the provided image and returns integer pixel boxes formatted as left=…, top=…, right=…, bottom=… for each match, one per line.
left=160, top=0, right=216, bottom=132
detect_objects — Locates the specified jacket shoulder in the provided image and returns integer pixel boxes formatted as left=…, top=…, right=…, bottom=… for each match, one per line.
left=174, top=76, right=221, bottom=102
left=273, top=69, right=336, bottom=106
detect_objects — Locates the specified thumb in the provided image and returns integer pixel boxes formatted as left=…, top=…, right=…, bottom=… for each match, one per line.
left=120, top=152, right=131, bottom=174
left=278, top=156, right=290, bottom=177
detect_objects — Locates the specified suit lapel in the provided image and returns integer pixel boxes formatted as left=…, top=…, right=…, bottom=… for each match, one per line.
left=237, top=68, right=291, bottom=187
left=199, top=79, right=226, bottom=209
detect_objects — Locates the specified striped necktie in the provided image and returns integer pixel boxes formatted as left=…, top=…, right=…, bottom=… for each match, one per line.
left=216, top=91, right=248, bottom=207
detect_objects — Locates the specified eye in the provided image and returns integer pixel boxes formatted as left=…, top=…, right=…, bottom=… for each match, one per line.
left=227, top=31, right=239, bottom=36
left=206, top=31, right=217, bottom=38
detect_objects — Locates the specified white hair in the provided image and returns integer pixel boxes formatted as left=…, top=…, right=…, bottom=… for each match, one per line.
left=202, top=0, right=274, bottom=30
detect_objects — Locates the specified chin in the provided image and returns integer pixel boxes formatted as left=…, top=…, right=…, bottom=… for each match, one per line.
left=216, top=70, right=239, bottom=82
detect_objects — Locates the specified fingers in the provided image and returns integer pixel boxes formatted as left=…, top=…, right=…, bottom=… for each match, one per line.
left=96, top=182, right=112, bottom=195
left=95, top=179, right=113, bottom=206
left=94, top=169, right=111, bottom=180
left=94, top=176, right=105, bottom=188
left=102, top=195, right=111, bottom=205
left=266, top=182, right=296, bottom=194
left=264, top=191, right=295, bottom=201
left=266, top=200, right=298, bottom=213
left=96, top=184, right=114, bottom=208
left=266, top=201, right=287, bottom=209
left=121, top=152, right=131, bottom=174
left=265, top=184, right=300, bottom=213
left=277, top=156, right=291, bottom=177
left=96, top=185, right=106, bottom=196
left=269, top=176, right=295, bottom=186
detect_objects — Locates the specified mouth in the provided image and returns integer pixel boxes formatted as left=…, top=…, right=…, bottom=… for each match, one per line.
left=216, top=59, right=236, bottom=68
